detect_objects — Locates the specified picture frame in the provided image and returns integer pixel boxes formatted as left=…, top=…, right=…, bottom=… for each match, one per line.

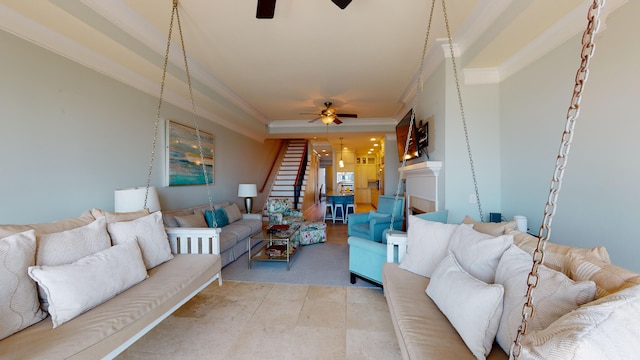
left=418, top=116, right=431, bottom=158
left=166, top=120, right=214, bottom=186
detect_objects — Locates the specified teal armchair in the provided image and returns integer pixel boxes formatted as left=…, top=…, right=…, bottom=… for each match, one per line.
left=347, top=195, right=405, bottom=243
left=348, top=210, right=448, bottom=285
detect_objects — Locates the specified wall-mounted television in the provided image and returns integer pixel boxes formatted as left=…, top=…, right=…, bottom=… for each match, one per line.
left=395, top=109, right=420, bottom=162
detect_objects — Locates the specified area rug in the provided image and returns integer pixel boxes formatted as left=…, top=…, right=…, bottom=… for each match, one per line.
left=221, top=242, right=378, bottom=288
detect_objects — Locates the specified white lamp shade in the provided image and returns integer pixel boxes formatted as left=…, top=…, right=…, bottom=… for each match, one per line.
left=514, top=215, right=528, bottom=232
left=237, top=183, right=257, bottom=197
left=114, top=186, right=161, bottom=213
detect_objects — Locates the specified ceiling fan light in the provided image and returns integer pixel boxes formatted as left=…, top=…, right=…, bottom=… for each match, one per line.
left=321, top=115, right=333, bottom=125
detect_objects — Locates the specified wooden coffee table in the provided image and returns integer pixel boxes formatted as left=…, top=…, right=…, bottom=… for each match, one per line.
left=248, top=224, right=300, bottom=270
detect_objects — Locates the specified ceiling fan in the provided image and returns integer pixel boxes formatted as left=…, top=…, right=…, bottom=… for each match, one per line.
left=257, top=0, right=352, bottom=19
left=302, top=102, right=358, bottom=125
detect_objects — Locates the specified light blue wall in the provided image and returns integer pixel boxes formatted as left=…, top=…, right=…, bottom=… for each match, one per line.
left=0, top=30, right=279, bottom=224
left=500, top=2, right=640, bottom=271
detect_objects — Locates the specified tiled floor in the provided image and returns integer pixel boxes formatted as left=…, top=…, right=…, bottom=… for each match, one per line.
left=117, top=282, right=401, bottom=359
left=118, top=201, right=402, bottom=359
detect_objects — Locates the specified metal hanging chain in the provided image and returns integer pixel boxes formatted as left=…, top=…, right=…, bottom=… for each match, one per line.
left=144, top=2, right=176, bottom=211
left=510, top=1, right=604, bottom=359
left=173, top=0, right=216, bottom=224
left=145, top=0, right=217, bottom=226
left=390, top=0, right=436, bottom=230
left=442, top=0, right=483, bottom=221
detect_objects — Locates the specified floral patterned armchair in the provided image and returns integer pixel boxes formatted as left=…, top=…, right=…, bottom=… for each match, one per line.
left=266, top=198, right=305, bottom=225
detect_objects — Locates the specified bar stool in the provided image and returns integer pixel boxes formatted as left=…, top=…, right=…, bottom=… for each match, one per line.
left=324, top=202, right=334, bottom=222
left=345, top=203, right=356, bottom=222
left=333, top=203, right=345, bottom=223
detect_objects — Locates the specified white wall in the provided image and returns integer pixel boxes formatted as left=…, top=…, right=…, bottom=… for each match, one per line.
left=499, top=1, right=640, bottom=271
left=443, top=63, right=502, bottom=224
left=0, top=30, right=279, bottom=224
left=414, top=58, right=502, bottom=224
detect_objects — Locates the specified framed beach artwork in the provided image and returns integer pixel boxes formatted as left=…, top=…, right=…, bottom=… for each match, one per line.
left=166, top=120, right=214, bottom=186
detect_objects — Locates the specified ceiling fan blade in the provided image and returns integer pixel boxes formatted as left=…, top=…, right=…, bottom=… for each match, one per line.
left=336, top=113, right=357, bottom=118
left=332, top=0, right=352, bottom=10
left=256, top=0, right=276, bottom=19
left=333, top=118, right=343, bottom=125
left=308, top=117, right=320, bottom=123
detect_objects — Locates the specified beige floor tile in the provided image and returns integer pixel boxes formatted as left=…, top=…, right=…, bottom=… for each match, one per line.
left=346, top=329, right=402, bottom=360
left=347, top=287, right=385, bottom=305
left=223, top=322, right=294, bottom=359
left=346, top=302, right=395, bottom=332
left=289, top=325, right=347, bottom=359
left=250, top=298, right=305, bottom=328
left=298, top=299, right=346, bottom=329
left=267, top=283, right=310, bottom=301
left=215, top=281, right=274, bottom=299
left=306, top=285, right=347, bottom=303
left=117, top=280, right=402, bottom=360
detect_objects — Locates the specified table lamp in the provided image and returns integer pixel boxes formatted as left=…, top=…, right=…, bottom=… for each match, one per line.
left=238, top=183, right=257, bottom=214
left=114, top=186, right=161, bottom=212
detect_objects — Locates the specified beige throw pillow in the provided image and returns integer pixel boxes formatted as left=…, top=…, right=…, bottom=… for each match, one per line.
left=0, top=211, right=96, bottom=239
left=521, top=285, right=640, bottom=360
left=494, top=244, right=596, bottom=354
left=107, top=211, right=173, bottom=269
left=36, top=217, right=111, bottom=267
left=0, top=230, right=47, bottom=340
left=448, top=224, right=513, bottom=283
left=462, top=215, right=516, bottom=237
left=28, top=241, right=147, bottom=328
left=224, top=203, right=243, bottom=223
left=507, top=228, right=611, bottom=275
left=90, top=208, right=150, bottom=223
left=569, top=253, right=640, bottom=299
left=174, top=213, right=208, bottom=228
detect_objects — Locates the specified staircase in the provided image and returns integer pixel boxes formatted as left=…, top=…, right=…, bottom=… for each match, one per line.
left=264, top=139, right=309, bottom=217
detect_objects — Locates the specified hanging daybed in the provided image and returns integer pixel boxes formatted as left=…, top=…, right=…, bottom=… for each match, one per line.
left=0, top=2, right=223, bottom=359
left=378, top=0, right=640, bottom=359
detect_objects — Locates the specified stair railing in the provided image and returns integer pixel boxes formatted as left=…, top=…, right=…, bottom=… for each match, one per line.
left=259, top=140, right=286, bottom=194
left=293, top=140, right=309, bottom=209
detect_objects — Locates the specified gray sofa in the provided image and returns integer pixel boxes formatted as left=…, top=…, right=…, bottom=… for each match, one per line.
left=162, top=202, right=263, bottom=267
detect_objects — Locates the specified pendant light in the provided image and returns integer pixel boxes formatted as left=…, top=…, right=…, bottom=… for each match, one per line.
left=339, top=137, right=345, bottom=168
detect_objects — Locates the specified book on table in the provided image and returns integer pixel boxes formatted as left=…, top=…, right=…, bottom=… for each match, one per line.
left=265, top=244, right=287, bottom=256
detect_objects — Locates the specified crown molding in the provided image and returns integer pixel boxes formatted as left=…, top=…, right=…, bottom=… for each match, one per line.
left=1, top=3, right=267, bottom=143
left=82, top=0, right=269, bottom=126
left=464, top=68, right=501, bottom=85
left=496, top=0, right=627, bottom=83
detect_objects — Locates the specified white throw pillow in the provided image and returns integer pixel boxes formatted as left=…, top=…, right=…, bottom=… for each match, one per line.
left=28, top=241, right=147, bottom=328
left=107, top=211, right=173, bottom=270
left=427, top=252, right=504, bottom=359
left=36, top=217, right=111, bottom=266
left=520, top=285, right=640, bottom=360
left=398, top=215, right=458, bottom=277
left=495, top=245, right=596, bottom=354
left=0, top=230, right=47, bottom=340
left=448, top=224, right=513, bottom=283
